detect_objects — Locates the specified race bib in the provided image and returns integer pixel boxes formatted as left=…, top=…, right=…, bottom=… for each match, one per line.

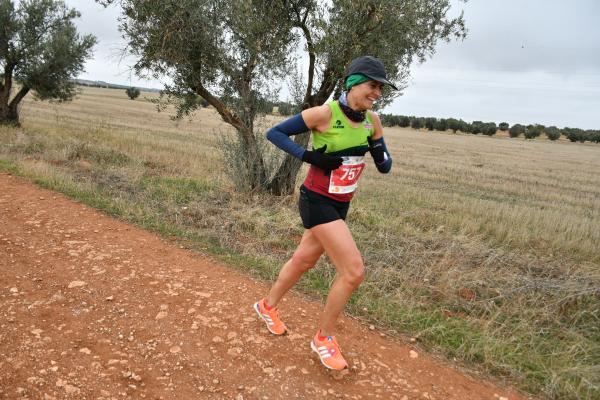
left=328, top=156, right=366, bottom=194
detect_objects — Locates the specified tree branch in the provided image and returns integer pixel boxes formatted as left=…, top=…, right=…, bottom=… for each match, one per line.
left=312, top=4, right=384, bottom=106
left=8, top=85, right=29, bottom=109
left=16, top=15, right=72, bottom=60
left=192, top=82, right=250, bottom=137
left=291, top=3, right=316, bottom=108
left=1, top=63, right=14, bottom=104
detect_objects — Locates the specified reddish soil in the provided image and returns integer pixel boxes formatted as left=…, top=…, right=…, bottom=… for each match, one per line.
left=0, top=173, right=531, bottom=400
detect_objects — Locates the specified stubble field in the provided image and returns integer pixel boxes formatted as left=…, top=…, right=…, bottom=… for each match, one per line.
left=1, top=86, right=599, bottom=399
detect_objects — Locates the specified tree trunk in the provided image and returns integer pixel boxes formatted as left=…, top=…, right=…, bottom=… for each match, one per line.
left=0, top=100, right=21, bottom=126
left=266, top=132, right=309, bottom=195
left=1, top=86, right=29, bottom=126
left=238, top=126, right=269, bottom=191
left=0, top=66, right=17, bottom=125
left=0, top=104, right=20, bottom=125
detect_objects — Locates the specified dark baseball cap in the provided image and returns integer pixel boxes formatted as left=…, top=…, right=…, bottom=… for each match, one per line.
left=345, top=56, right=398, bottom=90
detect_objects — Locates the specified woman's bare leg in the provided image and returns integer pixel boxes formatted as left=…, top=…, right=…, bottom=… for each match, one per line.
left=310, top=219, right=365, bottom=336
left=266, top=229, right=324, bottom=308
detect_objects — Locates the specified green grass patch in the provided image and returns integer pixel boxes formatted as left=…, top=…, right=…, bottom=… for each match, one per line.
left=65, top=141, right=131, bottom=166
left=0, top=158, right=22, bottom=174
left=138, top=176, right=216, bottom=205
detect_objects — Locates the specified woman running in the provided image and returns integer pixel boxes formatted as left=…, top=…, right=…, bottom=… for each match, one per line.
left=254, top=56, right=396, bottom=370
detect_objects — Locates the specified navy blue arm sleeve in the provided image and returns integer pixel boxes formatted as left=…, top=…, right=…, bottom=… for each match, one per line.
left=370, top=137, right=392, bottom=173
left=266, top=113, right=309, bottom=160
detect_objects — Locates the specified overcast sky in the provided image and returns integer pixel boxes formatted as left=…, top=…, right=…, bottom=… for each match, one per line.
left=66, top=0, right=600, bottom=129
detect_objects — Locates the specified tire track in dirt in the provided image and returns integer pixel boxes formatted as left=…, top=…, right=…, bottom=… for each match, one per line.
left=0, top=173, right=530, bottom=400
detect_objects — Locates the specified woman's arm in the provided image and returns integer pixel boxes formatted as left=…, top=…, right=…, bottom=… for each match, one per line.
left=265, top=105, right=332, bottom=159
left=266, top=105, right=342, bottom=170
left=265, top=114, right=309, bottom=159
left=367, top=112, right=392, bottom=173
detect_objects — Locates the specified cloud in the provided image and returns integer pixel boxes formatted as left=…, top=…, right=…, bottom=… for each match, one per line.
left=64, top=0, right=161, bottom=87
left=385, top=0, right=600, bottom=129
left=434, top=0, right=600, bottom=75
left=389, top=67, right=600, bottom=129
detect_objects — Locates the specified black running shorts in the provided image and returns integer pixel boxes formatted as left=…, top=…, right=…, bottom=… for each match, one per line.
left=298, top=185, right=350, bottom=229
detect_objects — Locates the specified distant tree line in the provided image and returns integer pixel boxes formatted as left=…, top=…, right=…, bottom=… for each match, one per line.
left=76, top=80, right=128, bottom=90
left=379, top=114, right=600, bottom=144
left=152, top=96, right=600, bottom=144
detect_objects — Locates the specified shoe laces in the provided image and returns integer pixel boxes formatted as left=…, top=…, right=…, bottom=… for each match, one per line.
left=323, top=336, right=339, bottom=355
left=264, top=302, right=279, bottom=318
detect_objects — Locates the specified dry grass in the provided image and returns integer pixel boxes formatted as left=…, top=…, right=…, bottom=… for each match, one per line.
left=1, top=86, right=599, bottom=399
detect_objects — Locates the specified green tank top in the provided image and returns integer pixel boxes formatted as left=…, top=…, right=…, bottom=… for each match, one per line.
left=311, top=100, right=375, bottom=156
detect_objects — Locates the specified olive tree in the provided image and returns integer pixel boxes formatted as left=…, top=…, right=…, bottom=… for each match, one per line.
left=100, top=0, right=466, bottom=195
left=0, top=0, right=96, bottom=125
left=524, top=124, right=543, bottom=139
left=410, top=117, right=423, bottom=130
left=398, top=115, right=410, bottom=128
left=471, top=121, right=483, bottom=134
left=509, top=124, right=525, bottom=138
left=125, top=86, right=140, bottom=100
left=545, top=126, right=560, bottom=141
left=482, top=122, right=497, bottom=136
left=446, top=118, right=461, bottom=133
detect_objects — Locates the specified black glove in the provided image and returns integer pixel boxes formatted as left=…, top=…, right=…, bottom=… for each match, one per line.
left=367, top=137, right=386, bottom=164
left=302, top=145, right=343, bottom=171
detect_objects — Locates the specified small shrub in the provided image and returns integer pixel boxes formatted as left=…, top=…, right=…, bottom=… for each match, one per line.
left=256, top=97, right=275, bottom=114
left=425, top=117, right=436, bottom=131
left=434, top=118, right=448, bottom=132
left=499, top=122, right=509, bottom=131
left=584, top=130, right=596, bottom=143
left=471, top=121, right=484, bottom=134
left=545, top=126, right=561, bottom=141
left=23, top=141, right=46, bottom=154
left=459, top=120, right=472, bottom=133
left=66, top=141, right=130, bottom=166
left=277, top=102, right=297, bottom=116
left=126, top=87, right=141, bottom=100
left=524, top=125, right=543, bottom=139
left=398, top=115, right=410, bottom=127
left=447, top=118, right=461, bottom=133
left=92, top=148, right=131, bottom=166
left=482, top=122, right=497, bottom=136
left=563, top=127, right=586, bottom=142
left=509, top=124, right=525, bottom=138
left=579, top=132, right=590, bottom=143
left=410, top=117, right=422, bottom=129
left=67, top=142, right=93, bottom=161
left=380, top=114, right=397, bottom=127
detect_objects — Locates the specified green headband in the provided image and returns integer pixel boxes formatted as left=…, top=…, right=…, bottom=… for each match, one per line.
left=345, top=73, right=370, bottom=90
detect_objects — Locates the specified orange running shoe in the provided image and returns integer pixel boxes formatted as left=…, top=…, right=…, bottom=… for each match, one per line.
left=310, top=331, right=348, bottom=370
left=253, top=298, right=287, bottom=335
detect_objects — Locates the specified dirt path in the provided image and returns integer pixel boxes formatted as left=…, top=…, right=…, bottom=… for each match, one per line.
left=0, top=173, right=530, bottom=400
